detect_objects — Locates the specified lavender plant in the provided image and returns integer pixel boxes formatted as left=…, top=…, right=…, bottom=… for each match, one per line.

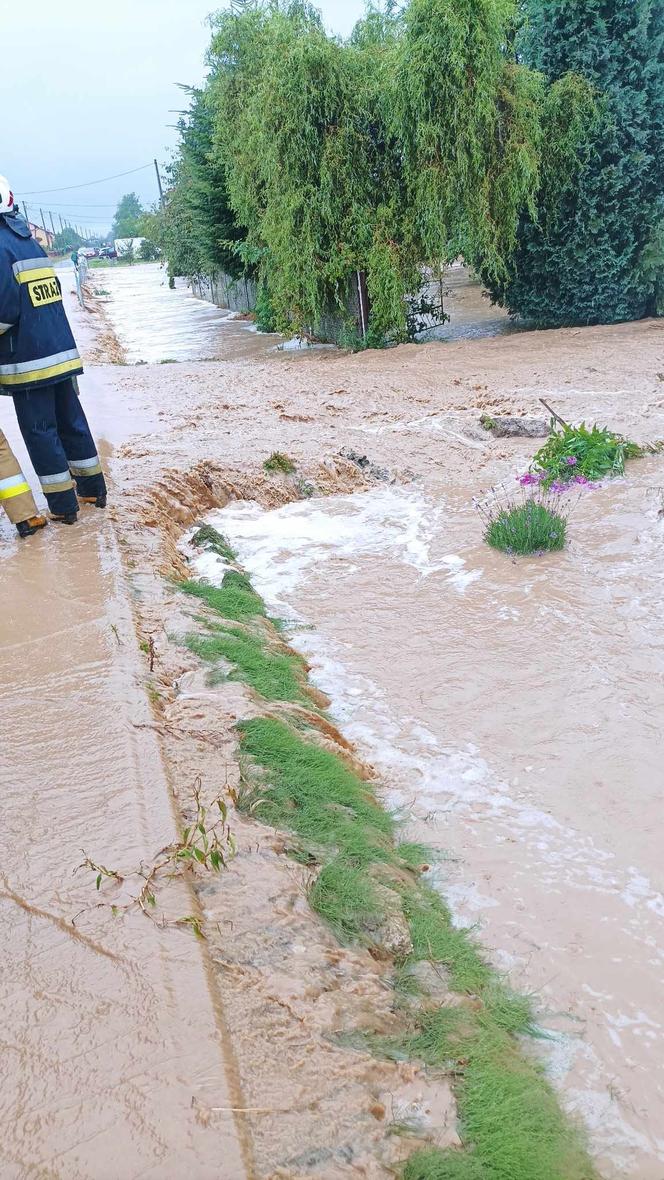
left=476, top=484, right=571, bottom=555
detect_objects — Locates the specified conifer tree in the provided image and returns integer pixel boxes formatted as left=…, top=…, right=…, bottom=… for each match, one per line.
left=495, top=0, right=664, bottom=325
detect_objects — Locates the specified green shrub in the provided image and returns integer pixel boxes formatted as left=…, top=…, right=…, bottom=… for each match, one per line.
left=264, top=451, right=296, bottom=474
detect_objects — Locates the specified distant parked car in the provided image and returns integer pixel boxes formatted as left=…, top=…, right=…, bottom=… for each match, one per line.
left=99, top=246, right=117, bottom=260
left=79, top=247, right=97, bottom=259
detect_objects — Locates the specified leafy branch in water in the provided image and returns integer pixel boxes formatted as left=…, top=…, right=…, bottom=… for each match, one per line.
left=531, top=422, right=642, bottom=487
left=77, top=777, right=236, bottom=931
left=263, top=451, right=296, bottom=474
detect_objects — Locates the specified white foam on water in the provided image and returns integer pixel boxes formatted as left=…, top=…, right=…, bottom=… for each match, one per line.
left=206, top=485, right=481, bottom=608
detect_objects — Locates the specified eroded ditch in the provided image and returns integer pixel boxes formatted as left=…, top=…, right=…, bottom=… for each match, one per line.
left=170, top=516, right=597, bottom=1180
left=177, top=471, right=664, bottom=1180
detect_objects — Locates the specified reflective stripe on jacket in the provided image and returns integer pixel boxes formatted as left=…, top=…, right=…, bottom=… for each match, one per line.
left=0, top=428, right=37, bottom=524
left=0, top=213, right=83, bottom=393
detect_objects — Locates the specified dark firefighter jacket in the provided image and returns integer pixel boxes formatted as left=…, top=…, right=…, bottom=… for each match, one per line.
left=0, top=212, right=82, bottom=393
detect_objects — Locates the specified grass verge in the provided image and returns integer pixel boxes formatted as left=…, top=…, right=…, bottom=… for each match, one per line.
left=191, top=524, right=238, bottom=563
left=180, top=524, right=598, bottom=1180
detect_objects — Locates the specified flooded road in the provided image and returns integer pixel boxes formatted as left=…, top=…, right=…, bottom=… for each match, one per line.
left=207, top=472, right=664, bottom=1180
left=94, top=262, right=275, bottom=364
left=419, top=265, right=518, bottom=342
left=95, top=258, right=515, bottom=356
left=0, top=405, right=247, bottom=1170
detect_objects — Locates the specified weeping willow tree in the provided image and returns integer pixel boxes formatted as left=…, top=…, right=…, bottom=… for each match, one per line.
left=392, top=0, right=543, bottom=287
left=207, top=1, right=419, bottom=341
left=160, top=0, right=546, bottom=343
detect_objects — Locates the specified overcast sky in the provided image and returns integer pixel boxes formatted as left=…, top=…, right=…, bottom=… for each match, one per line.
left=3, top=0, right=366, bottom=235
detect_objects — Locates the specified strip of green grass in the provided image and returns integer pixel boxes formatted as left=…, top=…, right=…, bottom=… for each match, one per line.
left=182, top=572, right=265, bottom=621
left=239, top=717, right=394, bottom=849
left=191, top=524, right=237, bottom=562
left=186, top=628, right=309, bottom=703
left=179, top=532, right=598, bottom=1180
left=404, top=886, right=492, bottom=995
left=404, top=1149, right=486, bottom=1180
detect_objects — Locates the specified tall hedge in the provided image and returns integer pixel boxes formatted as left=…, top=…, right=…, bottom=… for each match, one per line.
left=493, top=0, right=664, bottom=326
left=391, top=0, right=543, bottom=287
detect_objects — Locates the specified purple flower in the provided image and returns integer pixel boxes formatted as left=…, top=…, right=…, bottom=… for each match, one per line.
left=565, top=456, right=578, bottom=467
left=550, top=481, right=568, bottom=494
left=518, top=471, right=547, bottom=486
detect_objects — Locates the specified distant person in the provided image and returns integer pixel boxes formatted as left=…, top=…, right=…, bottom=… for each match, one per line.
left=77, top=248, right=89, bottom=279
left=0, top=428, right=47, bottom=538
left=72, top=247, right=88, bottom=306
left=0, top=175, right=106, bottom=524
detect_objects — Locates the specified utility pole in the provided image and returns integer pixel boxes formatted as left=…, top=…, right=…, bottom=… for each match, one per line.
left=49, top=210, right=56, bottom=236
left=154, top=158, right=164, bottom=206
left=58, top=214, right=64, bottom=231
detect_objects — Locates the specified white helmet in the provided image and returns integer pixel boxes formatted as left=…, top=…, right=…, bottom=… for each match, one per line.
left=0, top=175, right=15, bottom=215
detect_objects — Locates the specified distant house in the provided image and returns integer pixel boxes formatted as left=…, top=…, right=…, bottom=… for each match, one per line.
left=28, top=221, right=55, bottom=251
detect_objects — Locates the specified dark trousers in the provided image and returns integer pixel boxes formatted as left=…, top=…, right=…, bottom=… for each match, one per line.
left=13, top=378, right=106, bottom=516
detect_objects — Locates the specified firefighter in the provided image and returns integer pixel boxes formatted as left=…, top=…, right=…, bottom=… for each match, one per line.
left=0, top=174, right=107, bottom=524
left=0, top=428, right=47, bottom=537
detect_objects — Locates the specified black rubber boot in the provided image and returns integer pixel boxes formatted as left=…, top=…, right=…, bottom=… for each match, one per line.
left=51, top=511, right=78, bottom=525
left=16, top=515, right=48, bottom=539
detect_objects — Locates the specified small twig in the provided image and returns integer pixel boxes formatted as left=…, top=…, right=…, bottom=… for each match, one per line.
left=539, top=398, right=569, bottom=429
left=210, top=1106, right=287, bottom=1113
left=191, top=1097, right=288, bottom=1114
left=76, top=777, right=236, bottom=932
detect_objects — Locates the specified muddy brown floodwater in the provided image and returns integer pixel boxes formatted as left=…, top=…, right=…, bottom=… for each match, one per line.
left=3, top=261, right=663, bottom=1179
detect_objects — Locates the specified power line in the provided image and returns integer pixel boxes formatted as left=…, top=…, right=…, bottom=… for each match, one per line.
left=35, top=202, right=120, bottom=209
left=21, top=163, right=153, bottom=196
